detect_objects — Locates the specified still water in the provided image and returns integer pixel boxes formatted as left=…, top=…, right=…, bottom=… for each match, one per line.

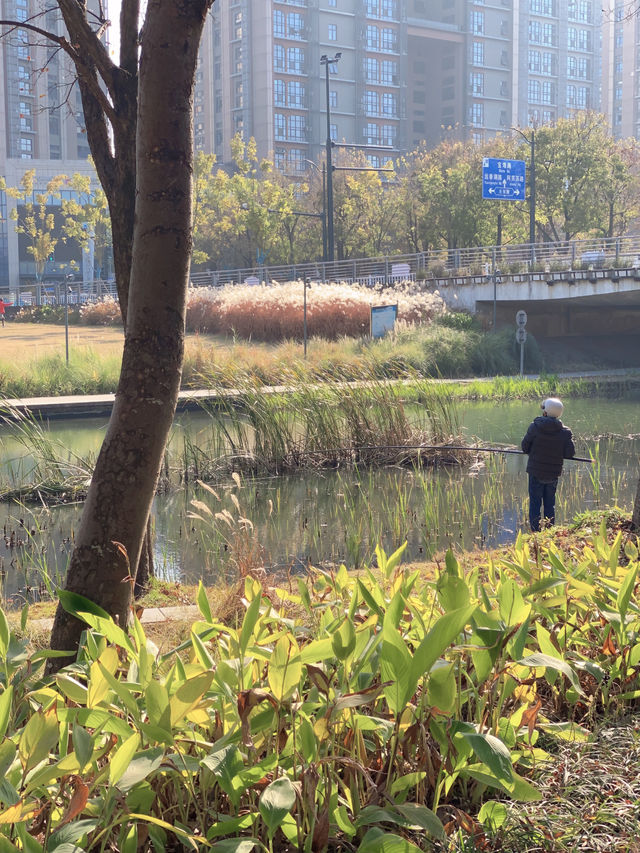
left=0, top=396, right=638, bottom=606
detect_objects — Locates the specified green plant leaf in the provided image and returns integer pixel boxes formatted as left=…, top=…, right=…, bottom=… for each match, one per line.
left=117, top=747, right=165, bottom=793
left=0, top=687, right=13, bottom=742
left=410, top=604, right=476, bottom=692
left=498, top=579, right=531, bottom=626
left=518, top=653, right=583, bottom=695
left=202, top=745, right=245, bottom=810
left=268, top=635, right=302, bottom=702
left=109, top=732, right=140, bottom=785
left=617, top=562, right=638, bottom=621
left=331, top=618, right=356, bottom=662
left=170, top=671, right=214, bottom=725
left=211, top=841, right=259, bottom=853
left=197, top=580, right=213, bottom=622
left=239, top=592, right=262, bottom=656
left=71, top=726, right=94, bottom=771
left=461, top=731, right=513, bottom=783
left=478, top=801, right=508, bottom=831
left=427, top=663, right=456, bottom=713
left=357, top=830, right=423, bottom=852
left=0, top=609, right=9, bottom=660
left=19, top=707, right=58, bottom=773
left=381, top=620, right=412, bottom=716
left=259, top=776, right=296, bottom=838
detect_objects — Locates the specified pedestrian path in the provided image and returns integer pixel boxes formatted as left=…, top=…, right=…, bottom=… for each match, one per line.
left=31, top=604, right=199, bottom=632
left=3, top=368, right=638, bottom=421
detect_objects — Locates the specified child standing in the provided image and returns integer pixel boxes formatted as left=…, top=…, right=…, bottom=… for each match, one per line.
left=521, top=397, right=575, bottom=532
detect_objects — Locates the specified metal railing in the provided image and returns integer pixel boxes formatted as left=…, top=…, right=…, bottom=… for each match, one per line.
left=189, top=234, right=640, bottom=289
left=9, top=234, right=640, bottom=307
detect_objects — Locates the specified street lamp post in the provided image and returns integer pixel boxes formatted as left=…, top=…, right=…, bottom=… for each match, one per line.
left=512, top=127, right=536, bottom=261
left=304, top=159, right=328, bottom=263
left=64, top=274, right=74, bottom=365
left=320, top=52, right=341, bottom=262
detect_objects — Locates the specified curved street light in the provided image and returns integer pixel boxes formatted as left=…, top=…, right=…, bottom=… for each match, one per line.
left=320, top=52, right=341, bottom=262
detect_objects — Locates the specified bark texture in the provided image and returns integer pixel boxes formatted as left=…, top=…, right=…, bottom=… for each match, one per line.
left=632, top=472, right=640, bottom=532
left=48, top=0, right=213, bottom=665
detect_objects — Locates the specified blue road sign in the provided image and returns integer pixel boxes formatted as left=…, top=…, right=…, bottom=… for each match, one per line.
left=482, top=158, right=526, bottom=201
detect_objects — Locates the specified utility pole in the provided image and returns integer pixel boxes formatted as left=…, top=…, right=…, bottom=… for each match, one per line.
left=512, top=126, right=536, bottom=262
left=320, top=52, right=341, bottom=262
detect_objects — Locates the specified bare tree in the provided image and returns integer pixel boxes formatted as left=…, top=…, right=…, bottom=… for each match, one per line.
left=2, top=0, right=214, bottom=663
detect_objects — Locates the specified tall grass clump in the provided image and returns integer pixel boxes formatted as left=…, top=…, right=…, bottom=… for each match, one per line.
left=0, top=348, right=121, bottom=398
left=185, top=281, right=445, bottom=342
left=79, top=296, right=122, bottom=326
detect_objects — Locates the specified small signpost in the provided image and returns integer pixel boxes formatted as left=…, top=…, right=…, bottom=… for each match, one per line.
left=515, top=310, right=527, bottom=376
left=371, top=304, right=398, bottom=339
left=482, top=158, right=526, bottom=201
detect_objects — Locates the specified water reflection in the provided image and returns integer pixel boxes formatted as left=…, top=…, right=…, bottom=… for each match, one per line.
left=0, top=397, right=638, bottom=607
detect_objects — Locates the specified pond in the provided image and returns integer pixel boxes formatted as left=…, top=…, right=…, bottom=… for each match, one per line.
left=0, top=395, right=638, bottom=607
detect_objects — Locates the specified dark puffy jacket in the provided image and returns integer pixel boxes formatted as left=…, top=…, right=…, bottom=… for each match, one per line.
left=521, top=416, right=575, bottom=482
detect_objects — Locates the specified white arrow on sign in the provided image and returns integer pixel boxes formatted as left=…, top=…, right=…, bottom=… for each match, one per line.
left=515, top=327, right=527, bottom=344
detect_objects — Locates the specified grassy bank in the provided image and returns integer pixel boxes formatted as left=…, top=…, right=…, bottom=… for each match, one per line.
left=0, top=320, right=634, bottom=400
left=3, top=510, right=640, bottom=852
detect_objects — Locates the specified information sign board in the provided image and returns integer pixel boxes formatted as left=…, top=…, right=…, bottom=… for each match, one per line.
left=371, top=304, right=398, bottom=339
left=516, top=310, right=528, bottom=327
left=482, top=158, right=526, bottom=201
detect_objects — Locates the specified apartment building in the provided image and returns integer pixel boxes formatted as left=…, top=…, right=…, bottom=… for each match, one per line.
left=601, top=0, right=639, bottom=140
left=0, top=0, right=98, bottom=288
left=198, top=0, right=610, bottom=170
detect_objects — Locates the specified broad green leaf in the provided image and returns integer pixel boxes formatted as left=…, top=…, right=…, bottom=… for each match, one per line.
left=0, top=686, right=13, bottom=741
left=617, top=562, right=638, bottom=621
left=190, top=628, right=214, bottom=669
left=478, top=801, right=508, bottom=831
left=57, top=589, right=111, bottom=621
left=146, top=680, right=172, bottom=734
left=537, top=721, right=591, bottom=741
left=71, top=726, right=94, bottom=770
left=206, top=814, right=256, bottom=840
left=19, top=707, right=58, bottom=773
left=461, top=731, right=513, bottom=783
left=202, top=745, right=245, bottom=810
left=170, top=671, right=214, bottom=726
left=197, top=580, right=213, bottom=622
left=436, top=573, right=469, bottom=612
left=109, top=733, right=140, bottom=785
left=56, top=674, right=89, bottom=705
left=0, top=740, right=16, bottom=778
left=117, top=747, right=165, bottom=793
left=427, top=663, right=456, bottom=713
left=211, top=841, right=259, bottom=853
left=498, top=579, right=531, bottom=626
left=357, top=830, right=423, bottom=852
left=49, top=820, right=99, bottom=849
left=380, top=620, right=412, bottom=716
left=331, top=618, right=356, bottom=662
left=268, top=635, right=302, bottom=702
left=410, top=605, right=476, bottom=692
left=0, top=609, right=9, bottom=659
left=72, top=611, right=136, bottom=656
left=390, top=772, right=427, bottom=799
left=259, top=776, right=296, bottom=838
left=239, top=592, right=262, bottom=655
left=518, top=653, right=583, bottom=695
left=299, top=637, right=334, bottom=664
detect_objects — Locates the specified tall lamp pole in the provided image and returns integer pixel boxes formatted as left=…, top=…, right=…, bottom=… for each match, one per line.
left=320, top=52, right=341, bottom=262
left=512, top=127, right=536, bottom=261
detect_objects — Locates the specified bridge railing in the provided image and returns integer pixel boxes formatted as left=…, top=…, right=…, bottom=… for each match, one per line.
left=189, top=234, right=640, bottom=289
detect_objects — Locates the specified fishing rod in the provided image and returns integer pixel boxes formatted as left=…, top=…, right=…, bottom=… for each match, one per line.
left=346, top=444, right=595, bottom=463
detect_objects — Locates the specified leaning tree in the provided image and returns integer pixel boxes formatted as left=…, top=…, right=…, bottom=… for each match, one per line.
left=1, top=0, right=215, bottom=663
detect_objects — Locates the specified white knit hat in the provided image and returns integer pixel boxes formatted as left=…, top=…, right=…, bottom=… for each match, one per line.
left=541, top=397, right=563, bottom=418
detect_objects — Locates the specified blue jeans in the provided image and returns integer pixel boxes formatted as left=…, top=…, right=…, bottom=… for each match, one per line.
left=528, top=474, right=558, bottom=532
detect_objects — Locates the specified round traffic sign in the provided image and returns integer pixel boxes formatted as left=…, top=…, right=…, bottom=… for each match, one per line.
left=515, top=327, right=528, bottom=344
left=516, top=310, right=528, bottom=327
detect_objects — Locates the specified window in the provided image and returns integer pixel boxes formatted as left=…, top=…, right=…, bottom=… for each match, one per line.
left=567, top=56, right=577, bottom=77
left=330, top=123, right=337, bottom=141
left=542, top=23, right=555, bottom=45
left=287, top=13, right=304, bottom=39
left=529, top=50, right=541, bottom=72
left=470, top=71, right=484, bottom=94
left=541, top=81, right=554, bottom=104
left=19, top=101, right=32, bottom=131
left=382, top=92, right=397, bottom=116
left=328, top=23, right=337, bottom=40
left=542, top=52, right=554, bottom=74
left=275, top=148, right=286, bottom=171
left=20, top=137, right=33, bottom=157
left=287, top=47, right=304, bottom=73
left=528, top=79, right=541, bottom=102
left=381, top=28, right=396, bottom=51
left=275, top=113, right=286, bottom=139
left=366, top=25, right=378, bottom=49
left=289, top=149, right=305, bottom=172
left=381, top=60, right=397, bottom=83
left=542, top=110, right=554, bottom=123
left=577, top=86, right=589, bottom=108
left=529, top=20, right=541, bottom=42
left=381, top=124, right=396, bottom=145
left=329, top=0, right=337, bottom=5
left=578, top=30, right=591, bottom=51
left=469, top=103, right=484, bottom=125
left=471, top=41, right=484, bottom=65
left=470, top=10, right=484, bottom=34
left=381, top=0, right=397, bottom=18
left=365, top=122, right=379, bottom=144
left=288, top=114, right=306, bottom=140
left=288, top=80, right=305, bottom=106
left=568, top=26, right=577, bottom=48
left=567, top=83, right=576, bottom=105
left=273, top=9, right=285, bottom=37
left=274, top=79, right=285, bottom=106
left=329, top=90, right=337, bottom=108
left=365, top=57, right=378, bottom=82
left=365, top=90, right=379, bottom=115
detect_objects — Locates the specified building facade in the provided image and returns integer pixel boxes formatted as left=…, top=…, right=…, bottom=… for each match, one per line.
left=0, top=0, right=99, bottom=288
left=197, top=0, right=610, bottom=172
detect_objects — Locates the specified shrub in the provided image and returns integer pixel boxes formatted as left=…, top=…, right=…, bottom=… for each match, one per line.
left=14, top=304, right=80, bottom=324
left=79, top=296, right=123, bottom=326
left=185, top=281, right=446, bottom=342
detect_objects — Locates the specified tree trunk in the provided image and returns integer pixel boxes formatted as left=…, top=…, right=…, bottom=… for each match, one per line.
left=48, top=0, right=210, bottom=665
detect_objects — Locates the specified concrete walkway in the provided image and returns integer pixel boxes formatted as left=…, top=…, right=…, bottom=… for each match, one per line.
left=31, top=603, right=200, bottom=632
left=4, top=368, right=639, bottom=421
